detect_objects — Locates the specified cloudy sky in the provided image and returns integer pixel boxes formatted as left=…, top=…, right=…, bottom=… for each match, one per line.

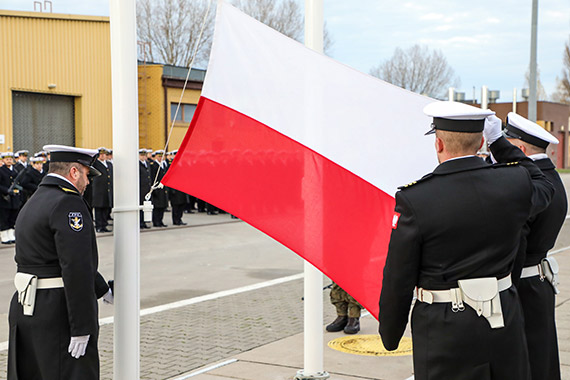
left=1, top=0, right=569, bottom=102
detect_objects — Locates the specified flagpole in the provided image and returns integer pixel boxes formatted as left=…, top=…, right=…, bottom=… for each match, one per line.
left=109, top=0, right=141, bottom=378
left=296, top=1, right=328, bottom=379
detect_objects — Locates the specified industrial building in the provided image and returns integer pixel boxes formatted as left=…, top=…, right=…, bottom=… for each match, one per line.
left=0, top=9, right=203, bottom=154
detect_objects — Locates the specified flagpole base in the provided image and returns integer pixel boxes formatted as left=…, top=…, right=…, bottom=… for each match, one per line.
left=294, top=370, right=330, bottom=380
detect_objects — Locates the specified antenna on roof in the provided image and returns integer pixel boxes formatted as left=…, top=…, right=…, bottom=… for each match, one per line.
left=33, top=0, right=52, bottom=13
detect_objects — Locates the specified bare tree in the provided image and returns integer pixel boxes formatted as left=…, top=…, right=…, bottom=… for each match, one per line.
left=369, top=44, right=459, bottom=99
left=232, top=0, right=333, bottom=54
left=552, top=37, right=570, bottom=104
left=137, top=0, right=214, bottom=67
left=137, top=0, right=334, bottom=67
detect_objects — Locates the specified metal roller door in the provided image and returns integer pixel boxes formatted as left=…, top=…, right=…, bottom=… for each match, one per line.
left=12, top=91, right=75, bottom=153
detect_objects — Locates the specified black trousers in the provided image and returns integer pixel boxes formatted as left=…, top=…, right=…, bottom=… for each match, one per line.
left=172, top=204, right=184, bottom=224
left=94, top=208, right=110, bottom=230
left=0, top=208, right=18, bottom=231
left=152, top=208, right=165, bottom=226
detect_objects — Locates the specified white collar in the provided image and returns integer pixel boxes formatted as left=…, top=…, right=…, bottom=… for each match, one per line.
left=529, top=153, right=548, bottom=161
left=47, top=173, right=77, bottom=189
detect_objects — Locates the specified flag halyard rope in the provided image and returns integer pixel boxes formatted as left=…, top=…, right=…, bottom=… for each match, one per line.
left=146, top=0, right=215, bottom=201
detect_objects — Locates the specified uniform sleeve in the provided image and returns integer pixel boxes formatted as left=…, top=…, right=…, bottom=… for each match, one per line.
left=378, top=191, right=421, bottom=351
left=490, top=136, right=554, bottom=217
left=95, top=271, right=110, bottom=299
left=50, top=195, right=98, bottom=336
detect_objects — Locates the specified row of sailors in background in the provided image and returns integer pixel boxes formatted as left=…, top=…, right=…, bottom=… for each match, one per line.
left=0, top=147, right=222, bottom=243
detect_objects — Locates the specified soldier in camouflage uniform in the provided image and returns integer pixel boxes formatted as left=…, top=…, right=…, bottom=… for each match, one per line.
left=326, top=282, right=362, bottom=334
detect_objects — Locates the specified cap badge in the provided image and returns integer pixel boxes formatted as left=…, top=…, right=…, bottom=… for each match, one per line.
left=69, top=212, right=83, bottom=232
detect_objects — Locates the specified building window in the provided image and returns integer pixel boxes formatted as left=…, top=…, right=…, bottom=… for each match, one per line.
left=171, top=103, right=197, bottom=123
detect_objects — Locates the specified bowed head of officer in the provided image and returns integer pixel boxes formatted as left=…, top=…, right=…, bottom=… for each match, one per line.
left=8, top=145, right=113, bottom=380
left=378, top=101, right=554, bottom=380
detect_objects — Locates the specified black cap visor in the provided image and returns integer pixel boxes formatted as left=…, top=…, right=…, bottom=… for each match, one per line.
left=51, top=151, right=101, bottom=177
left=504, top=124, right=549, bottom=149
left=425, top=117, right=485, bottom=135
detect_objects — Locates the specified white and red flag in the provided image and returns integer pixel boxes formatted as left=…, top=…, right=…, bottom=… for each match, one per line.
left=162, top=1, right=437, bottom=319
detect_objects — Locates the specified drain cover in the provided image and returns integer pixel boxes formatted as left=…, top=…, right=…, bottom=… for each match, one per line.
left=328, top=335, right=412, bottom=357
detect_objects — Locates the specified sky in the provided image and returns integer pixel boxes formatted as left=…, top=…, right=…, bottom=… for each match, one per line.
left=1, top=0, right=569, bottom=103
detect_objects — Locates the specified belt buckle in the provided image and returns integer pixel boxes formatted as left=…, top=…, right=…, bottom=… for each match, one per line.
left=538, top=263, right=545, bottom=282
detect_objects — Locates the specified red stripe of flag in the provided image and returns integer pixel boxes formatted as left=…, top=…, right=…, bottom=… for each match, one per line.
left=162, top=97, right=396, bottom=318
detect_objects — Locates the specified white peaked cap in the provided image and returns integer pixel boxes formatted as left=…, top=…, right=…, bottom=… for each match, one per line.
left=505, top=112, right=559, bottom=147
left=423, top=101, right=495, bottom=120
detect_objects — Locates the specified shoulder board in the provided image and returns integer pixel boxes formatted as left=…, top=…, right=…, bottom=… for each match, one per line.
left=492, top=161, right=520, bottom=168
left=59, top=185, right=79, bottom=195
left=398, top=173, right=433, bottom=190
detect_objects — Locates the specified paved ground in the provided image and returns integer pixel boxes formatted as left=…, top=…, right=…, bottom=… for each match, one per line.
left=0, top=173, right=570, bottom=379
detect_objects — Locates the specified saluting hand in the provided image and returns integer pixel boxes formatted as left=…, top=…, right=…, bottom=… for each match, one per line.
left=68, top=335, right=90, bottom=359
left=483, top=115, right=502, bottom=144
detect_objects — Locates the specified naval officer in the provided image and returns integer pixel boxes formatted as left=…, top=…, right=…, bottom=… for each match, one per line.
left=7, top=145, right=112, bottom=380
left=504, top=112, right=566, bottom=380
left=378, top=101, right=554, bottom=380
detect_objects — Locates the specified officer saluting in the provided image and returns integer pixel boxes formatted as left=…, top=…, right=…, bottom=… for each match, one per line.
left=504, top=113, right=567, bottom=380
left=8, top=145, right=112, bottom=380
left=378, top=101, right=554, bottom=379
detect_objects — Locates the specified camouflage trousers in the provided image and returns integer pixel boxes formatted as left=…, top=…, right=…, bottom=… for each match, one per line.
left=330, top=282, right=362, bottom=318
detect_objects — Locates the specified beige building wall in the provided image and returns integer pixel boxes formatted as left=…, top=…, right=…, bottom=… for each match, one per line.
left=0, top=11, right=112, bottom=151
left=138, top=64, right=166, bottom=150
left=165, top=87, right=201, bottom=152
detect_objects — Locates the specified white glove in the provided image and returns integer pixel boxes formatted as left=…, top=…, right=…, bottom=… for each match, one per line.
left=68, top=335, right=90, bottom=359
left=103, top=289, right=114, bottom=305
left=483, top=115, right=502, bottom=144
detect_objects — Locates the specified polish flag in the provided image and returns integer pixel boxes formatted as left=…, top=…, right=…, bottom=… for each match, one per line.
left=162, top=1, right=437, bottom=319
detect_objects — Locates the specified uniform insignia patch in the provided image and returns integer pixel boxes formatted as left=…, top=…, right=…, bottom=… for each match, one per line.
left=69, top=212, right=83, bottom=231
left=392, top=212, right=401, bottom=229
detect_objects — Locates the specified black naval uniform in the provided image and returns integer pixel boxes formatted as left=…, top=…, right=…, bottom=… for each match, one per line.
left=516, top=157, right=567, bottom=380
left=139, top=159, right=152, bottom=228
left=19, top=166, right=44, bottom=196
left=169, top=188, right=188, bottom=225
left=150, top=160, right=168, bottom=227
left=0, top=165, right=23, bottom=232
left=379, top=137, right=554, bottom=380
left=8, top=175, right=109, bottom=380
left=92, top=159, right=113, bottom=231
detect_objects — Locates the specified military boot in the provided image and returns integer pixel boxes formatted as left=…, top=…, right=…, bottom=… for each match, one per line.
left=343, top=317, right=360, bottom=334
left=326, top=316, right=348, bottom=332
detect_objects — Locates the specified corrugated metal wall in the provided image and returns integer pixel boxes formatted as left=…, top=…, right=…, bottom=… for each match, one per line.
left=0, top=11, right=112, bottom=151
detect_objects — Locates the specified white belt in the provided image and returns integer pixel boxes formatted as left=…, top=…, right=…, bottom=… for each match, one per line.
left=416, top=274, right=512, bottom=329
left=14, top=274, right=64, bottom=316
left=36, top=277, right=64, bottom=289
left=520, top=264, right=543, bottom=279
left=417, top=274, right=512, bottom=304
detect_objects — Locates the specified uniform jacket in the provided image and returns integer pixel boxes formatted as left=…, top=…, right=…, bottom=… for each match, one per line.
left=0, top=166, right=23, bottom=209
left=516, top=157, right=567, bottom=380
left=139, top=160, right=152, bottom=204
left=379, top=137, right=554, bottom=380
left=19, top=167, right=44, bottom=196
left=91, top=159, right=113, bottom=208
left=150, top=160, right=168, bottom=208
left=13, top=162, right=27, bottom=174
left=8, top=175, right=108, bottom=380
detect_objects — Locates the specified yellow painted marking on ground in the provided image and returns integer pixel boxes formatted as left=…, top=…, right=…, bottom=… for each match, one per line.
left=328, top=335, right=412, bottom=357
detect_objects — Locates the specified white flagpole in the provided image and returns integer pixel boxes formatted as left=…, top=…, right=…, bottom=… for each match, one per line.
left=296, top=1, right=328, bottom=379
left=109, top=0, right=141, bottom=378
